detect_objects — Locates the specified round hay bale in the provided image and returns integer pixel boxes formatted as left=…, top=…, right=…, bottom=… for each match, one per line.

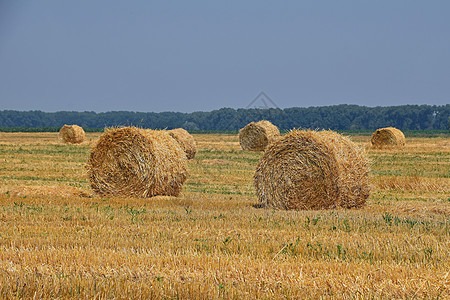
left=168, top=128, right=197, bottom=159
left=254, top=130, right=370, bottom=210
left=58, top=124, right=85, bottom=144
left=239, top=120, right=280, bottom=151
left=371, top=127, right=405, bottom=148
left=86, top=127, right=187, bottom=198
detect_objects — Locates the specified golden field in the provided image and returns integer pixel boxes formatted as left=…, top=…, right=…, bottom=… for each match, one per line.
left=0, top=132, right=449, bottom=299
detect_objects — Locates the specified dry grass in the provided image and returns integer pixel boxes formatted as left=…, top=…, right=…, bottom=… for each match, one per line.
left=0, top=132, right=449, bottom=299
left=373, top=175, right=448, bottom=192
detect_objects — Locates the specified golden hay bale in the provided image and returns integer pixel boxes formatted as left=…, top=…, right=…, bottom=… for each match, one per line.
left=58, top=124, right=85, bottom=144
left=168, top=128, right=197, bottom=159
left=371, top=127, right=406, bottom=148
left=254, top=130, right=370, bottom=210
left=86, top=127, right=187, bottom=198
left=239, top=120, right=280, bottom=151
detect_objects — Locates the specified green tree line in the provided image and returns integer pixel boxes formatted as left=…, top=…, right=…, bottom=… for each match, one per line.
left=0, top=104, right=448, bottom=131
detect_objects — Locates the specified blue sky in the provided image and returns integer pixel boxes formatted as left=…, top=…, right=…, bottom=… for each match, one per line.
left=0, top=1, right=449, bottom=112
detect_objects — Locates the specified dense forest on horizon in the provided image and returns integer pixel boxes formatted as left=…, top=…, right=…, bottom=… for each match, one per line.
left=0, top=104, right=448, bottom=132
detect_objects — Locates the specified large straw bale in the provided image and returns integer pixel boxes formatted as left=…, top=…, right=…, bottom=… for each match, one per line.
left=86, top=127, right=187, bottom=198
left=58, top=124, right=85, bottom=144
left=254, top=130, right=370, bottom=210
left=371, top=127, right=405, bottom=148
left=168, top=128, right=197, bottom=159
left=239, top=120, right=280, bottom=151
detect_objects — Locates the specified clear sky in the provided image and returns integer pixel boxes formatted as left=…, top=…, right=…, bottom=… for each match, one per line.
left=0, top=1, right=449, bottom=113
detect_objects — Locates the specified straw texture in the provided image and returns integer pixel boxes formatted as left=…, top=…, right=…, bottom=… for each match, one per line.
left=168, top=128, right=197, bottom=159
left=86, top=127, right=187, bottom=198
left=239, top=120, right=280, bottom=151
left=58, top=124, right=85, bottom=144
left=371, top=127, right=406, bottom=148
left=254, top=130, right=370, bottom=210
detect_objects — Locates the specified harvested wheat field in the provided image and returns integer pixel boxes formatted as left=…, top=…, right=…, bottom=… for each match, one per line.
left=0, top=131, right=449, bottom=299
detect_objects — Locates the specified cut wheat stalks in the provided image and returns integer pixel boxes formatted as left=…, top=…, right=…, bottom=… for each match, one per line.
left=58, top=124, right=85, bottom=144
left=371, top=127, right=406, bottom=149
left=168, top=128, right=197, bottom=159
left=86, top=127, right=187, bottom=198
left=254, top=129, right=370, bottom=210
left=239, top=120, right=280, bottom=151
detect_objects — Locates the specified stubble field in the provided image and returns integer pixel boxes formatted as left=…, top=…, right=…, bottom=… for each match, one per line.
left=0, top=132, right=449, bottom=299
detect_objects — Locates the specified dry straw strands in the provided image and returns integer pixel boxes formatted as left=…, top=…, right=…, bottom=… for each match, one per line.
left=254, top=130, right=370, bottom=210
left=239, top=120, right=280, bottom=151
left=373, top=175, right=449, bottom=193
left=86, top=127, right=187, bottom=198
left=58, top=124, right=85, bottom=144
left=168, top=128, right=197, bottom=159
left=371, top=127, right=406, bottom=148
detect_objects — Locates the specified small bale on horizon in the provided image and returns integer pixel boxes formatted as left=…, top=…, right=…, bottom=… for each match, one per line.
left=254, top=129, right=370, bottom=210
left=59, top=124, right=85, bottom=144
left=168, top=128, right=197, bottom=159
left=86, top=127, right=187, bottom=198
left=371, top=127, right=406, bottom=149
left=239, top=120, right=280, bottom=151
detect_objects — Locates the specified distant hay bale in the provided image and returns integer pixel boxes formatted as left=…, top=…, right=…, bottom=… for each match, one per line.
left=371, top=127, right=405, bottom=148
left=86, top=127, right=187, bottom=198
left=168, top=128, right=197, bottom=159
left=254, top=130, right=370, bottom=210
left=58, top=124, right=85, bottom=144
left=239, top=120, right=280, bottom=151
